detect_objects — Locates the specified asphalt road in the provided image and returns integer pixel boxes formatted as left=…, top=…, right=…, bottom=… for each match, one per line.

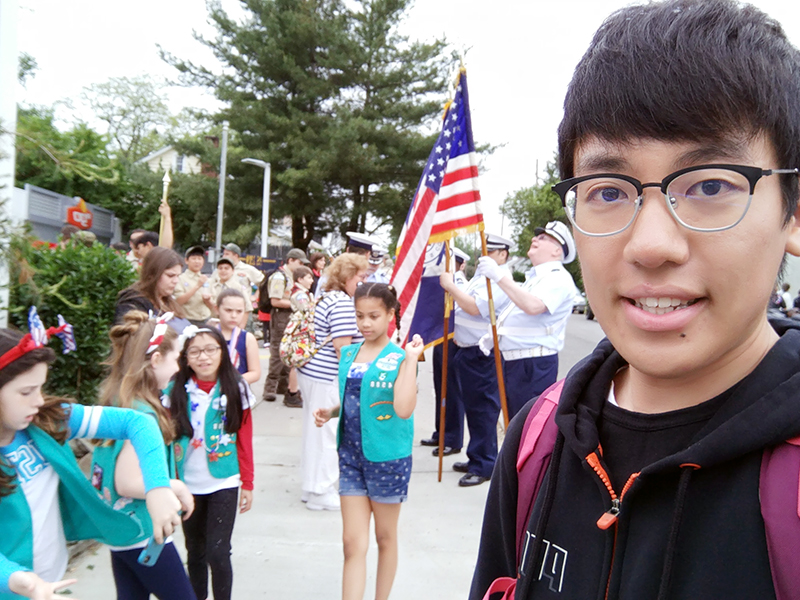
left=66, top=315, right=606, bottom=599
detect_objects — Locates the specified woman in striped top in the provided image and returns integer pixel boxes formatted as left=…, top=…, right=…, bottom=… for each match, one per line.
left=297, top=253, right=368, bottom=511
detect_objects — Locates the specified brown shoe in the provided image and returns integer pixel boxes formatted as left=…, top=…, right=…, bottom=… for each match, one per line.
left=263, top=392, right=277, bottom=402
left=283, top=390, right=303, bottom=408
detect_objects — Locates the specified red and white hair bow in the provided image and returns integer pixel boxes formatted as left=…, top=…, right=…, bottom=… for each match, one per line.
left=146, top=312, right=174, bottom=355
left=0, top=307, right=77, bottom=371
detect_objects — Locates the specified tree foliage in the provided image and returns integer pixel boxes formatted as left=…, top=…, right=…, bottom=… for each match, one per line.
left=14, top=106, right=120, bottom=197
left=501, top=161, right=583, bottom=290
left=162, top=0, right=455, bottom=248
left=82, top=75, right=172, bottom=163
left=8, top=235, right=137, bottom=404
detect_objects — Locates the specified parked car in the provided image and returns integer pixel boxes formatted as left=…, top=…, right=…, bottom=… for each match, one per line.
left=572, top=292, right=587, bottom=314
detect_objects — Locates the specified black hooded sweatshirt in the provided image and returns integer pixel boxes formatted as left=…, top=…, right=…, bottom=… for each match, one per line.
left=470, top=321, right=800, bottom=600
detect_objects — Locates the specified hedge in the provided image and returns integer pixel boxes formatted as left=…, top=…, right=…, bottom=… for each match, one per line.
left=8, top=234, right=136, bottom=404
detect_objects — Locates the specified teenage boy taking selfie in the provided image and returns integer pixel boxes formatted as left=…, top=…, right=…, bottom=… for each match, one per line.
left=471, top=1, right=800, bottom=599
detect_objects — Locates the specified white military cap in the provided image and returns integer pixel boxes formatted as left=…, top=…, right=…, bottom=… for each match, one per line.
left=369, top=246, right=388, bottom=264
left=453, top=247, right=470, bottom=263
left=485, top=233, right=515, bottom=252
left=346, top=231, right=382, bottom=252
left=534, top=221, right=576, bottom=264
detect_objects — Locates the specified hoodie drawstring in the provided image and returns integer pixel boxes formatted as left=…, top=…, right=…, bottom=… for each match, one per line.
left=655, top=464, right=699, bottom=600
left=516, top=431, right=566, bottom=598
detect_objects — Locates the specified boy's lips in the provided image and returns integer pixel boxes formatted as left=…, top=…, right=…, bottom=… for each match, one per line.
left=620, top=287, right=707, bottom=332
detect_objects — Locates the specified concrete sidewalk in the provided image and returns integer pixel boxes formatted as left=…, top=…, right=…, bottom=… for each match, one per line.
left=66, top=349, right=490, bottom=599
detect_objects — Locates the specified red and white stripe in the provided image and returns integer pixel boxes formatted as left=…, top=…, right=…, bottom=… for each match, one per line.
left=391, top=152, right=483, bottom=343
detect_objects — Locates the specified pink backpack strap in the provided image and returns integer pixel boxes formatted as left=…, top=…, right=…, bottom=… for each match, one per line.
left=760, top=435, right=800, bottom=600
left=481, top=577, right=517, bottom=600
left=514, top=379, right=565, bottom=562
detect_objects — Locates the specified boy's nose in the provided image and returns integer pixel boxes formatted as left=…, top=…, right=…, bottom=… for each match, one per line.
left=622, top=188, right=690, bottom=269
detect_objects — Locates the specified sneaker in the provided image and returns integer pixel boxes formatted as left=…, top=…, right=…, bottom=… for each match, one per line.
left=306, top=491, right=340, bottom=511
left=301, top=491, right=310, bottom=503
left=283, top=390, right=303, bottom=408
left=263, top=392, right=277, bottom=402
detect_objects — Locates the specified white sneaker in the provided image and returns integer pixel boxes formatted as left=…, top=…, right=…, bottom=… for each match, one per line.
left=306, top=491, right=340, bottom=511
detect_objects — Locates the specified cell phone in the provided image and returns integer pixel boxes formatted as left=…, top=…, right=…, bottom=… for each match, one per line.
left=137, top=536, right=165, bottom=567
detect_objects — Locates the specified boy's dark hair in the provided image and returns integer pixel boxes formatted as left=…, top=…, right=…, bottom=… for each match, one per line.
left=169, top=327, right=244, bottom=437
left=133, top=231, right=159, bottom=248
left=60, top=224, right=79, bottom=241
left=216, top=287, right=247, bottom=309
left=354, top=283, right=402, bottom=339
left=557, top=0, right=800, bottom=222
left=292, top=265, right=313, bottom=282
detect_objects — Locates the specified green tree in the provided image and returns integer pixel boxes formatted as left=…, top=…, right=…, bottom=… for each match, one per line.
left=82, top=75, right=171, bottom=163
left=501, top=161, right=583, bottom=290
left=13, top=106, right=121, bottom=203
left=162, top=0, right=454, bottom=249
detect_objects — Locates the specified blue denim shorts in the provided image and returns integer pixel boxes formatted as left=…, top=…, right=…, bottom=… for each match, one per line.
left=339, top=442, right=411, bottom=504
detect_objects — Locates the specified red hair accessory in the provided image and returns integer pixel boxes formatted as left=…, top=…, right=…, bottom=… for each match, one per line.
left=0, top=307, right=76, bottom=371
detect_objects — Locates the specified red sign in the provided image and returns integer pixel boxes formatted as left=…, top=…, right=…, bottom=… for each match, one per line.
left=66, top=198, right=93, bottom=230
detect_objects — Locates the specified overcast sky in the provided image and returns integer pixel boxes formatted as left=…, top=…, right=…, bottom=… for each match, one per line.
left=15, top=0, right=800, bottom=241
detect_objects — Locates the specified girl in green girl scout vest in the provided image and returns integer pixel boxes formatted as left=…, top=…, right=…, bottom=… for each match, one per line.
left=166, top=326, right=254, bottom=600
left=314, top=283, right=424, bottom=600
left=0, top=309, right=183, bottom=600
left=92, top=311, right=197, bottom=599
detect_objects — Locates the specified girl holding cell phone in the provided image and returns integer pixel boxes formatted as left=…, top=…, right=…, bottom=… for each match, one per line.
left=92, top=311, right=197, bottom=600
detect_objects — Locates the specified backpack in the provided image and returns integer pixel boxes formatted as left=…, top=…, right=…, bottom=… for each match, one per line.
left=258, top=268, right=286, bottom=313
left=279, top=296, right=331, bottom=368
left=483, top=379, right=800, bottom=600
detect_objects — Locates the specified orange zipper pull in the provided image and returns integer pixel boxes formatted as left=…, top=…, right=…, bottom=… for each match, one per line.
left=597, top=498, right=620, bottom=530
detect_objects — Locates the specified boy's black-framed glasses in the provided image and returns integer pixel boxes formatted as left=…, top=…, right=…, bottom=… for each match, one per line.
left=552, top=164, right=799, bottom=236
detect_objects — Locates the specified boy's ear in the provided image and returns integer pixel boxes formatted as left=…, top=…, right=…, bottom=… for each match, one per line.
left=785, top=205, right=800, bottom=257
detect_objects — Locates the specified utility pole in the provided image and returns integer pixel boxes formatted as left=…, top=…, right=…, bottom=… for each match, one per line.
left=0, top=0, right=19, bottom=327
left=214, top=121, right=230, bottom=259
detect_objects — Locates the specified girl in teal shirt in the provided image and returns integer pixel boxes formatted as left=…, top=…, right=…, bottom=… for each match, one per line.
left=0, top=312, right=183, bottom=600
left=315, top=283, right=424, bottom=600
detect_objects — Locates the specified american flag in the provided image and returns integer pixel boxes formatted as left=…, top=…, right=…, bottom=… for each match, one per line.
left=391, top=69, right=483, bottom=345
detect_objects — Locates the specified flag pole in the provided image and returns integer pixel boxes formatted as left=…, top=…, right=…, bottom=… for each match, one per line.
left=437, top=242, right=453, bottom=482
left=159, top=169, right=171, bottom=242
left=480, top=230, right=510, bottom=427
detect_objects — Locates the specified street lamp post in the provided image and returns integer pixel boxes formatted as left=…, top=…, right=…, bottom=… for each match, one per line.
left=242, top=158, right=271, bottom=258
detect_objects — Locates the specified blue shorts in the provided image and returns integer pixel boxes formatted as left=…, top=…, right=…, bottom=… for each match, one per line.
left=339, top=442, right=411, bottom=504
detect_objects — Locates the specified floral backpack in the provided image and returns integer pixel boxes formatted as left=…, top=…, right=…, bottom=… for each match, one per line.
left=279, top=296, right=331, bottom=368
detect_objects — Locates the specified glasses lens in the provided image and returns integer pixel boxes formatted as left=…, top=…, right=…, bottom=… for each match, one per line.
left=188, top=345, right=220, bottom=359
left=666, top=168, right=751, bottom=230
left=565, top=177, right=639, bottom=235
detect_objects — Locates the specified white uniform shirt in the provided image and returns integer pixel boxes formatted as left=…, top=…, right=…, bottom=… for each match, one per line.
left=453, top=266, right=511, bottom=347
left=496, top=261, right=578, bottom=352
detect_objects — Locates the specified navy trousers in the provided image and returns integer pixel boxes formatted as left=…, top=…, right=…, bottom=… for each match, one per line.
left=431, top=341, right=465, bottom=449
left=452, top=346, right=501, bottom=478
left=503, top=354, right=559, bottom=421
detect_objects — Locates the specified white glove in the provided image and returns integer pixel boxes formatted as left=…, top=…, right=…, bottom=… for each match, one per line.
left=476, top=256, right=508, bottom=283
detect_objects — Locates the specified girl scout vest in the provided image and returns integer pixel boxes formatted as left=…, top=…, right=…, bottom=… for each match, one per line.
left=91, top=400, right=176, bottom=545
left=337, top=341, right=413, bottom=462
left=172, top=380, right=240, bottom=481
left=1, top=426, right=144, bottom=597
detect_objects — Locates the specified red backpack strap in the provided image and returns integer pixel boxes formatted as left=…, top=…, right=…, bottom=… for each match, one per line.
left=514, top=379, right=565, bottom=562
left=760, top=435, right=800, bottom=600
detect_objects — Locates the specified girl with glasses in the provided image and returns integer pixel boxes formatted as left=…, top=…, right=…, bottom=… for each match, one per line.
left=166, top=327, right=255, bottom=600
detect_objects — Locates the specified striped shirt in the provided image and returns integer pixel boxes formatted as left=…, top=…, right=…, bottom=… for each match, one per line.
left=298, top=290, right=363, bottom=382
